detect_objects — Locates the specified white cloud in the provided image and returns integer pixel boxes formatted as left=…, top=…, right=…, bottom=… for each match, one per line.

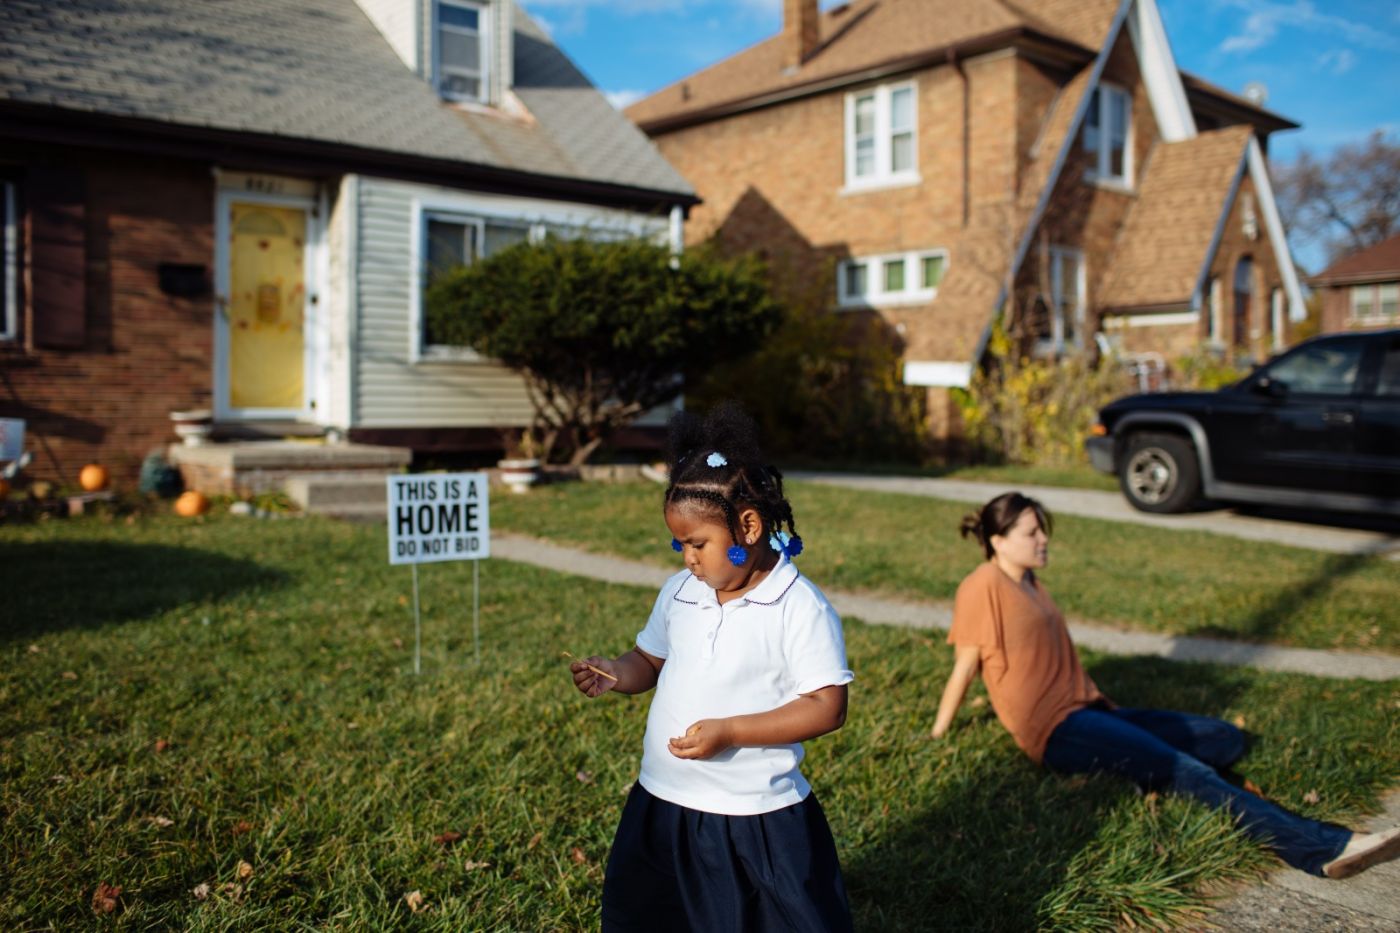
left=604, top=89, right=647, bottom=109
left=1216, top=1, right=1400, bottom=55
left=1315, top=48, right=1357, bottom=75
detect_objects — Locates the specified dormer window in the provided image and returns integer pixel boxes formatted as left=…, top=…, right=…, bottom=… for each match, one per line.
left=435, top=0, right=487, bottom=103
left=1083, top=83, right=1131, bottom=187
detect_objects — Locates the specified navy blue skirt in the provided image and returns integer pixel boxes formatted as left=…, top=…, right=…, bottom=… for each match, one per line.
left=601, top=784, right=853, bottom=933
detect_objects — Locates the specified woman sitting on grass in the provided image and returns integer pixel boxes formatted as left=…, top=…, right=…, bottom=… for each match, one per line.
left=930, top=491, right=1400, bottom=879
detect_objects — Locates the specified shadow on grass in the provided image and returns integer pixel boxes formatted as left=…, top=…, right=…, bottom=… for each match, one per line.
left=1183, top=551, right=1374, bottom=644
left=842, top=656, right=1279, bottom=930
left=0, top=541, right=285, bottom=640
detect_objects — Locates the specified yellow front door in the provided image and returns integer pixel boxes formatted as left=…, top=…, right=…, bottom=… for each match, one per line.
left=227, top=202, right=306, bottom=411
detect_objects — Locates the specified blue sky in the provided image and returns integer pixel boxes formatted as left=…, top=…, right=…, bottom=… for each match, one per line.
left=518, top=0, right=1400, bottom=164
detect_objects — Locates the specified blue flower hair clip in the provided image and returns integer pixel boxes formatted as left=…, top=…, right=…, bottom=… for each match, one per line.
left=768, top=530, right=804, bottom=558
left=706, top=451, right=727, bottom=468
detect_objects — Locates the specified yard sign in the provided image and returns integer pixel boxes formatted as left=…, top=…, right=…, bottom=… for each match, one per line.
left=386, top=473, right=490, bottom=673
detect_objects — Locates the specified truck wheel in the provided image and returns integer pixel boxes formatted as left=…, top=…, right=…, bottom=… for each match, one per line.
left=1119, top=432, right=1200, bottom=513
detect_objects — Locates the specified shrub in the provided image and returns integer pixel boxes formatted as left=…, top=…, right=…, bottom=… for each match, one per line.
left=955, top=323, right=1132, bottom=466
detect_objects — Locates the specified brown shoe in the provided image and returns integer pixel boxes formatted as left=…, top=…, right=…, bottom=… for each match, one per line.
left=1322, top=826, right=1400, bottom=879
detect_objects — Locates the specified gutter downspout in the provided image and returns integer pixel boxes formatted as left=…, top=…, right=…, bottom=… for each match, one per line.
left=948, top=47, right=970, bottom=228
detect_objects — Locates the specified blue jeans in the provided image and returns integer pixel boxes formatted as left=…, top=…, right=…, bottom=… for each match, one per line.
left=1043, top=706, right=1351, bottom=876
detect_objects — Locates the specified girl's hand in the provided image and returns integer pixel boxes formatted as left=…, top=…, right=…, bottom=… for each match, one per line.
left=668, top=719, right=734, bottom=760
left=570, top=656, right=618, bottom=698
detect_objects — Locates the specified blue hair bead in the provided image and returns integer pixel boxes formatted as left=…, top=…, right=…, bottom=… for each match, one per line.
left=726, top=545, right=748, bottom=566
left=671, top=538, right=683, bottom=552
left=786, top=535, right=804, bottom=557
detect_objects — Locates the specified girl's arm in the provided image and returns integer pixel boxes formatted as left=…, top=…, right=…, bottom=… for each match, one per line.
left=571, top=647, right=664, bottom=698
left=930, top=644, right=982, bottom=739
left=667, top=683, right=847, bottom=760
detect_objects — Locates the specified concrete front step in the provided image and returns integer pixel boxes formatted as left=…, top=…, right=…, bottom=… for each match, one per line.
left=284, top=473, right=392, bottom=510
left=169, top=440, right=411, bottom=495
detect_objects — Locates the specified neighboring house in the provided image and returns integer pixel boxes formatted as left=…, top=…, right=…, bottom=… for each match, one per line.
left=1309, top=234, right=1400, bottom=334
left=0, top=0, right=694, bottom=481
left=627, top=0, right=1304, bottom=435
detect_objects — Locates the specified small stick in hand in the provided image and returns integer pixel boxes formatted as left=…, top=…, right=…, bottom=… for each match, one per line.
left=562, top=650, right=619, bottom=682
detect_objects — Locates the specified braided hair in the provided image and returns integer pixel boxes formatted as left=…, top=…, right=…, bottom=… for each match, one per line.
left=663, top=402, right=801, bottom=556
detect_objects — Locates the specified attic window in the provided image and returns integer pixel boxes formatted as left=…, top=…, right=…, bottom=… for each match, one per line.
left=1083, top=83, right=1132, bottom=187
left=435, top=0, right=488, bottom=103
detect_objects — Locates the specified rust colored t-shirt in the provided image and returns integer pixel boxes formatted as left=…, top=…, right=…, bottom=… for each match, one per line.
left=947, top=561, right=1107, bottom=763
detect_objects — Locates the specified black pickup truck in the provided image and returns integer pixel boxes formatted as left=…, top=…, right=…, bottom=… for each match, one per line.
left=1086, top=328, right=1400, bottom=515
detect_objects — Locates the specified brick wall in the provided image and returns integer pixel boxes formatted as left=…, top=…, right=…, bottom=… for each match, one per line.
left=0, top=146, right=215, bottom=485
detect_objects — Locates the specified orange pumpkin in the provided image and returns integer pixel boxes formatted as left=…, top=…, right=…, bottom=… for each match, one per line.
left=79, top=464, right=110, bottom=492
left=174, top=490, right=210, bottom=517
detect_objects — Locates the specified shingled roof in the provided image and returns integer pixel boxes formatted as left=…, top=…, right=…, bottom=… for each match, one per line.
left=0, top=0, right=693, bottom=199
left=1311, top=233, right=1400, bottom=286
left=1097, top=125, right=1254, bottom=312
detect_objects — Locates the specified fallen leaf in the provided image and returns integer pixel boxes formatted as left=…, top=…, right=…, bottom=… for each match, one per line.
left=222, top=882, right=243, bottom=902
left=575, top=770, right=594, bottom=784
left=392, top=637, right=404, bottom=649
left=236, top=860, right=253, bottom=881
left=434, top=830, right=463, bottom=848
left=397, top=595, right=409, bottom=607
left=62, top=671, right=78, bottom=681
left=1303, top=789, right=1321, bottom=805
left=1143, top=791, right=1160, bottom=814
left=463, top=859, right=491, bottom=871
left=1232, top=715, right=1247, bottom=729
left=27, top=644, right=41, bottom=654
left=571, top=847, right=588, bottom=864
left=147, top=815, right=174, bottom=828
left=1244, top=779, right=1266, bottom=797
left=192, top=882, right=210, bottom=900
left=969, top=696, right=987, bottom=709
left=231, top=820, right=254, bottom=836
left=154, top=739, right=170, bottom=753
left=91, top=882, right=122, bottom=914
left=405, top=890, right=425, bottom=913
left=527, top=831, right=543, bottom=850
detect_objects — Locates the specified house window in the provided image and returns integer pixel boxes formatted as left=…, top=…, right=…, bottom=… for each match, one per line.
left=845, top=82, right=918, bottom=189
left=839, top=249, right=946, bottom=307
left=419, top=211, right=530, bottom=357
left=1083, top=83, right=1132, bottom=186
left=1354, top=283, right=1399, bottom=322
left=1, top=181, right=15, bottom=341
left=435, top=0, right=487, bottom=103
left=1035, top=246, right=1086, bottom=354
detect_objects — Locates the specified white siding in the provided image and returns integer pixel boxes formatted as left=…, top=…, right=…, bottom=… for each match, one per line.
left=352, top=176, right=667, bottom=429
left=353, top=0, right=421, bottom=74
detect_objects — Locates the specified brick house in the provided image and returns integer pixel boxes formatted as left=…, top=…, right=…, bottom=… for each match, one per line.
left=1309, top=234, right=1400, bottom=333
left=0, top=0, right=694, bottom=483
left=627, top=0, right=1305, bottom=434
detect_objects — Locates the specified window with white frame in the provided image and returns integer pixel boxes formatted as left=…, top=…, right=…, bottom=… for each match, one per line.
left=435, top=0, right=487, bottom=103
left=1083, top=83, right=1131, bottom=186
left=419, top=211, right=529, bottom=356
left=1351, top=283, right=1399, bottom=322
left=1, top=181, right=15, bottom=341
left=1034, top=246, right=1086, bottom=353
left=845, top=82, right=918, bottom=189
left=838, top=249, right=946, bottom=307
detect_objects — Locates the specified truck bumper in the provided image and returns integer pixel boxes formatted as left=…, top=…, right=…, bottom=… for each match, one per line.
left=1085, top=436, right=1115, bottom=475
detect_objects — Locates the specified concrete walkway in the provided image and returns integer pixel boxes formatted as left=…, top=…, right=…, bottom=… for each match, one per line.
left=493, top=534, right=1400, bottom=681
left=494, top=532, right=1400, bottom=926
left=790, top=472, right=1400, bottom=560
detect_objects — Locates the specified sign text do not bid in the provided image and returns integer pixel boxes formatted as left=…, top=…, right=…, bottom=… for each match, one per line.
left=386, top=473, right=490, bottom=565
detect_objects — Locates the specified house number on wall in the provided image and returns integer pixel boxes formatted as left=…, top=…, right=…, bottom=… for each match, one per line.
left=243, top=177, right=285, bottom=194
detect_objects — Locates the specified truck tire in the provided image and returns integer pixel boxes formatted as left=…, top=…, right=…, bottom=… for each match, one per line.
left=1119, top=432, right=1200, bottom=513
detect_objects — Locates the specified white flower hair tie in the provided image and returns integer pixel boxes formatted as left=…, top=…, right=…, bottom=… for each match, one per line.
left=706, top=452, right=727, bottom=468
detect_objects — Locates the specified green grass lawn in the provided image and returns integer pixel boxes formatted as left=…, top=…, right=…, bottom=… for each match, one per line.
left=492, top=481, right=1400, bottom=653
left=787, top=460, right=1120, bottom=493
left=3, top=511, right=1398, bottom=930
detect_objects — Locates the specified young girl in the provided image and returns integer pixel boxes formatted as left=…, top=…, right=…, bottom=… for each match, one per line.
left=931, top=491, right=1400, bottom=880
left=570, top=404, right=854, bottom=932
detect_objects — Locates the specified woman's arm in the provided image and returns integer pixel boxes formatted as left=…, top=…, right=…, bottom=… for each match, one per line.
left=570, top=647, right=664, bottom=697
left=667, top=684, right=848, bottom=760
left=930, top=644, right=982, bottom=738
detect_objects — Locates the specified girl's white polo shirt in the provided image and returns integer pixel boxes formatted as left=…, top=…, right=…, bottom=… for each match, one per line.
left=634, top=556, right=854, bottom=816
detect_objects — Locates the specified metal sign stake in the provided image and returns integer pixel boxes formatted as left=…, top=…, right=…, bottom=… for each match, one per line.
left=473, top=559, right=481, bottom=665
left=412, top=562, right=422, bottom=676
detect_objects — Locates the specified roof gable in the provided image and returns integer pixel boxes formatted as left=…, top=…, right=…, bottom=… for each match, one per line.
left=1312, top=233, right=1400, bottom=285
